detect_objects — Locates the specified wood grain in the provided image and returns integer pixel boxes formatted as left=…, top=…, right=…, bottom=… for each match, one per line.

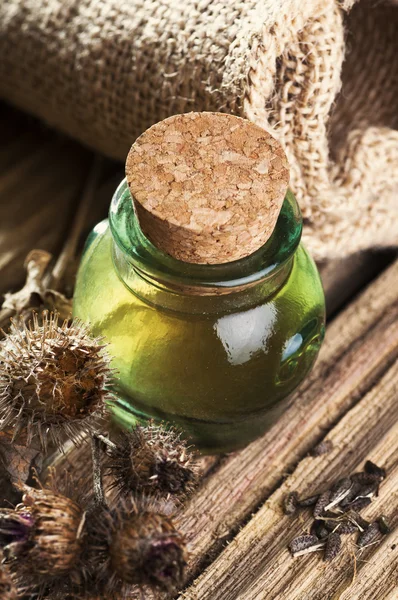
left=182, top=360, right=398, bottom=600
left=173, top=260, right=398, bottom=582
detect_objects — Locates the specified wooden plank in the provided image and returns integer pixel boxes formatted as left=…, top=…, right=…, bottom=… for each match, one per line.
left=173, top=260, right=398, bottom=582
left=182, top=360, right=398, bottom=599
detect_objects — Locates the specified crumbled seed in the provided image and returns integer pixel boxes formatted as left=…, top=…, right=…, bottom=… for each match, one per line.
left=377, top=515, right=391, bottom=535
left=336, top=520, right=358, bottom=534
left=345, top=510, right=370, bottom=532
left=311, top=520, right=330, bottom=540
left=355, top=482, right=379, bottom=500
left=297, top=494, right=319, bottom=508
left=357, top=522, right=380, bottom=548
left=325, top=477, right=352, bottom=510
left=341, top=496, right=372, bottom=513
left=283, top=492, right=299, bottom=516
left=351, top=472, right=382, bottom=486
left=289, top=535, right=325, bottom=557
left=340, top=481, right=363, bottom=507
left=314, top=491, right=332, bottom=519
left=324, top=532, right=342, bottom=561
left=310, top=440, right=334, bottom=457
left=364, top=461, right=386, bottom=480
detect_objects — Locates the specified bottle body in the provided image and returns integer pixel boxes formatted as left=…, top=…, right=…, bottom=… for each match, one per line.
left=73, top=181, right=325, bottom=453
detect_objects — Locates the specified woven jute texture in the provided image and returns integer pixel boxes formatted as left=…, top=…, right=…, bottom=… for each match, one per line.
left=0, top=0, right=397, bottom=260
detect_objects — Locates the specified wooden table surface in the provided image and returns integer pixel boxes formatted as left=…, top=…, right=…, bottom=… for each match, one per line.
left=1, top=103, right=397, bottom=600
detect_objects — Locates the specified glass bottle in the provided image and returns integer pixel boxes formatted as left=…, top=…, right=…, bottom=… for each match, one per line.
left=73, top=179, right=325, bottom=453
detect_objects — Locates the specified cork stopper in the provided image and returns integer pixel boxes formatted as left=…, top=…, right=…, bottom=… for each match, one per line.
left=125, top=112, right=289, bottom=264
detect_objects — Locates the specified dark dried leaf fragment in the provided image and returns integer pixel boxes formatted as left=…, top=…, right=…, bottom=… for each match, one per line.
left=283, top=492, right=299, bottom=516
left=324, top=532, right=342, bottom=561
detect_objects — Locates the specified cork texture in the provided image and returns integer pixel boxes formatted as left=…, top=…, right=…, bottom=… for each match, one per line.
left=126, top=112, right=289, bottom=264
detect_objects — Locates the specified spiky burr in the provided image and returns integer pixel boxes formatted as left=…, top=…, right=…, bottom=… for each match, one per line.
left=0, top=311, right=113, bottom=451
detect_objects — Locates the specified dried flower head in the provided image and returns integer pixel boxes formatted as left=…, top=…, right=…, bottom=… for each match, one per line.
left=0, top=485, right=86, bottom=579
left=88, top=499, right=187, bottom=595
left=105, top=424, right=199, bottom=502
left=0, top=311, right=112, bottom=450
left=0, top=562, right=17, bottom=600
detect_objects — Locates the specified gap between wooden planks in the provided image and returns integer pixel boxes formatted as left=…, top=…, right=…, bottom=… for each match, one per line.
left=181, top=359, right=398, bottom=600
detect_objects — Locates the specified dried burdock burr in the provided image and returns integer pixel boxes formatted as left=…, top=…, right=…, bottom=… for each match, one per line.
left=88, top=498, right=187, bottom=595
left=101, top=423, right=199, bottom=502
left=0, top=485, right=86, bottom=579
left=0, top=311, right=113, bottom=451
left=0, top=561, right=18, bottom=600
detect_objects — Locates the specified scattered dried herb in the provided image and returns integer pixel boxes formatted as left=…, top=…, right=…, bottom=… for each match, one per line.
left=285, top=460, right=389, bottom=563
left=310, top=439, right=334, bottom=457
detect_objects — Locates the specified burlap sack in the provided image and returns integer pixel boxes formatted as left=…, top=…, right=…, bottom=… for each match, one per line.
left=0, top=0, right=397, bottom=261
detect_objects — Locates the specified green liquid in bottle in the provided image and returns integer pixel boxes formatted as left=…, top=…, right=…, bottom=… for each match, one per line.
left=73, top=181, right=325, bottom=453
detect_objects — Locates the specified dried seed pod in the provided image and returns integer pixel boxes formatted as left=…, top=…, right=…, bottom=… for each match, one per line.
left=105, top=424, right=198, bottom=502
left=377, top=515, right=391, bottom=535
left=364, top=460, right=386, bottom=480
left=0, top=485, right=86, bottom=578
left=0, top=562, right=17, bottom=600
left=357, top=522, right=380, bottom=548
left=283, top=492, right=299, bottom=516
left=310, top=440, right=334, bottom=457
left=89, top=499, right=187, bottom=594
left=324, top=532, right=342, bottom=561
left=313, top=491, right=332, bottom=519
left=289, top=534, right=325, bottom=557
left=0, top=312, right=112, bottom=451
left=297, top=494, right=319, bottom=508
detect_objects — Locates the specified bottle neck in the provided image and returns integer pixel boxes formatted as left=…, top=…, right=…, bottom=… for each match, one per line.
left=109, top=180, right=302, bottom=315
